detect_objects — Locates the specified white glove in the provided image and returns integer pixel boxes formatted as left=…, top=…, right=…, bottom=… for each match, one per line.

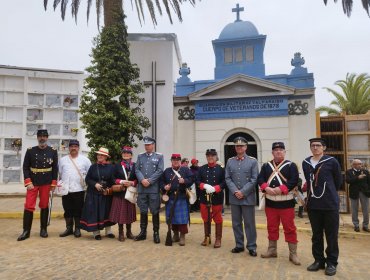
left=204, top=184, right=215, bottom=194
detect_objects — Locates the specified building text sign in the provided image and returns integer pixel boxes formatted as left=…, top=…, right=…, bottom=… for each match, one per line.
left=195, top=96, right=288, bottom=120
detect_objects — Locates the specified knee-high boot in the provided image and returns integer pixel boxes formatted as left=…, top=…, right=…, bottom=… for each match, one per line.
left=134, top=213, right=148, bottom=241
left=17, top=210, right=33, bottom=241
left=214, top=223, right=222, bottom=248
left=40, top=208, right=49, bottom=238
left=201, top=222, right=211, bottom=246
left=288, top=242, right=301, bottom=265
left=152, top=213, right=160, bottom=244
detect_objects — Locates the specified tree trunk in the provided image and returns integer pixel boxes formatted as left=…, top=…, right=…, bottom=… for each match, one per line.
left=104, top=0, right=123, bottom=27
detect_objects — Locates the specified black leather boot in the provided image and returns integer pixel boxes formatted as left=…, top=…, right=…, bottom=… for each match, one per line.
left=152, top=213, right=160, bottom=244
left=134, top=213, right=148, bottom=241
left=59, top=217, right=74, bottom=237
left=17, top=210, right=33, bottom=241
left=73, top=217, right=81, bottom=238
left=40, top=208, right=49, bottom=238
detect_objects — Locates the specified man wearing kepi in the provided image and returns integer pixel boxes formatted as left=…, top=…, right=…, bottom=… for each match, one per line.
left=257, top=142, right=300, bottom=265
left=135, top=136, right=164, bottom=243
left=58, top=140, right=91, bottom=238
left=302, top=138, right=342, bottom=276
left=196, top=149, right=226, bottom=248
left=225, top=137, right=258, bottom=256
left=161, top=154, right=194, bottom=246
left=17, top=129, right=58, bottom=241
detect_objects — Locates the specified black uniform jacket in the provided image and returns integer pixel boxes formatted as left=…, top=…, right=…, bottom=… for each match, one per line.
left=160, top=166, right=194, bottom=199
left=302, top=155, right=342, bottom=210
left=257, top=160, right=299, bottom=209
left=196, top=164, right=226, bottom=205
left=23, top=146, right=58, bottom=187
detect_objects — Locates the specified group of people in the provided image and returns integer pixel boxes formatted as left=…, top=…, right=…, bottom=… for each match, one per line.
left=18, top=129, right=352, bottom=277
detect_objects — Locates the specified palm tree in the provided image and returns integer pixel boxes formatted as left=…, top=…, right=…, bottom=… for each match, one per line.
left=323, top=0, right=370, bottom=17
left=43, top=0, right=198, bottom=27
left=317, top=73, right=370, bottom=115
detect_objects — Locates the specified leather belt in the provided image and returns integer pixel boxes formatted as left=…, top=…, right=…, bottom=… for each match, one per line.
left=266, top=193, right=294, bottom=201
left=30, top=167, right=52, bottom=173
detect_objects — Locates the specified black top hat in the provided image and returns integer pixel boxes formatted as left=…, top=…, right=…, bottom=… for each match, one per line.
left=36, top=129, right=48, bottom=137
left=205, top=149, right=217, bottom=156
left=143, top=136, right=156, bottom=144
left=69, top=139, right=80, bottom=147
left=309, top=137, right=326, bottom=146
left=233, top=136, right=248, bottom=145
left=272, top=142, right=285, bottom=150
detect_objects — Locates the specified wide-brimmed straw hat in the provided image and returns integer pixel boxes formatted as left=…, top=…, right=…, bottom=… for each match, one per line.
left=95, top=147, right=110, bottom=157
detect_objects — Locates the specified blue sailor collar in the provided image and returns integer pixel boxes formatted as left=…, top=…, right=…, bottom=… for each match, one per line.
left=304, top=155, right=334, bottom=168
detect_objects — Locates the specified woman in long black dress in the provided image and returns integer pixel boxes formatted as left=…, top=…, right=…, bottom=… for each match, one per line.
left=109, top=146, right=137, bottom=241
left=80, top=147, right=116, bottom=240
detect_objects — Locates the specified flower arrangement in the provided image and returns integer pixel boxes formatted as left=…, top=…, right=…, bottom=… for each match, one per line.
left=63, top=97, right=74, bottom=106
left=11, top=139, right=22, bottom=156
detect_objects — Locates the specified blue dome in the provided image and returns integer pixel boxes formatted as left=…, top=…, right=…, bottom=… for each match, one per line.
left=219, top=21, right=259, bottom=40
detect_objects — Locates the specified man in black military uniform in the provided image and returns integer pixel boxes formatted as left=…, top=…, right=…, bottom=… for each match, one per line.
left=134, top=136, right=164, bottom=243
left=17, top=129, right=58, bottom=241
left=196, top=149, right=226, bottom=248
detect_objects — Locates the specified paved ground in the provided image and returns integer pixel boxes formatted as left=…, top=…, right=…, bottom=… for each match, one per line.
left=1, top=196, right=370, bottom=279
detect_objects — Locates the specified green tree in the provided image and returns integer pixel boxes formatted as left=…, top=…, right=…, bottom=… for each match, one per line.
left=43, top=0, right=198, bottom=27
left=317, top=73, right=370, bottom=115
left=323, top=0, right=370, bottom=17
left=79, top=11, right=150, bottom=162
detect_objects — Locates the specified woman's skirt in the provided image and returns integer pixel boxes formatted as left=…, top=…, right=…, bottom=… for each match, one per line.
left=109, top=195, right=136, bottom=224
left=80, top=192, right=115, bottom=232
left=165, top=196, right=189, bottom=225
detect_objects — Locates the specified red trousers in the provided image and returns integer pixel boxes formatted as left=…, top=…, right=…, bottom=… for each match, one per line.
left=172, top=224, right=188, bottom=234
left=200, top=203, right=223, bottom=224
left=24, top=185, right=50, bottom=212
left=265, top=207, right=298, bottom=243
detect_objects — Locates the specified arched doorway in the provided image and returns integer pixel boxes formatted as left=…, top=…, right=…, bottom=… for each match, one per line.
left=224, top=131, right=259, bottom=206
left=224, top=132, right=258, bottom=162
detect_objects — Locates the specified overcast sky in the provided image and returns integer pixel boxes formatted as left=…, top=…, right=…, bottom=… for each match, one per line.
left=1, top=0, right=370, bottom=107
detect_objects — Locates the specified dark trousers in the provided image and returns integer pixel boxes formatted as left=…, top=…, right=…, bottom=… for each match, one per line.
left=62, top=191, right=85, bottom=218
left=308, top=209, right=339, bottom=266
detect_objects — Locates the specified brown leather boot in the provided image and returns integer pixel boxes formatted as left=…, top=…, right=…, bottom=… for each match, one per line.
left=172, top=230, right=180, bottom=242
left=126, top=224, right=134, bottom=239
left=261, top=240, right=277, bottom=258
left=118, top=224, right=125, bottom=242
left=201, top=222, right=211, bottom=246
left=288, top=242, right=301, bottom=265
left=179, top=233, right=185, bottom=246
left=214, top=223, right=222, bottom=248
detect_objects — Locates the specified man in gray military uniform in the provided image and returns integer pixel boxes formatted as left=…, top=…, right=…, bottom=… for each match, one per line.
left=134, top=136, right=164, bottom=244
left=225, top=136, right=259, bottom=256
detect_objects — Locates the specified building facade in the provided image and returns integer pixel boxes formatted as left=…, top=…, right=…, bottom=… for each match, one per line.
left=0, top=65, right=85, bottom=184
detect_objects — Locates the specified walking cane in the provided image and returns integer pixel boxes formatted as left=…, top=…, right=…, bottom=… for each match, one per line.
left=48, top=190, right=53, bottom=226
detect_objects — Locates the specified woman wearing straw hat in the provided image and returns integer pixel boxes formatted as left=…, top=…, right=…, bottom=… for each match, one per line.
left=80, top=147, right=116, bottom=240
left=109, top=146, right=137, bottom=241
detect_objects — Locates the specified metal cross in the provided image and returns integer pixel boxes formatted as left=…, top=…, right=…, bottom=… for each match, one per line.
left=232, top=3, right=244, bottom=22
left=143, top=61, right=165, bottom=141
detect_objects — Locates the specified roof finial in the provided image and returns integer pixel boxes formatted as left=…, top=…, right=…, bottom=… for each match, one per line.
left=232, top=3, right=244, bottom=22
